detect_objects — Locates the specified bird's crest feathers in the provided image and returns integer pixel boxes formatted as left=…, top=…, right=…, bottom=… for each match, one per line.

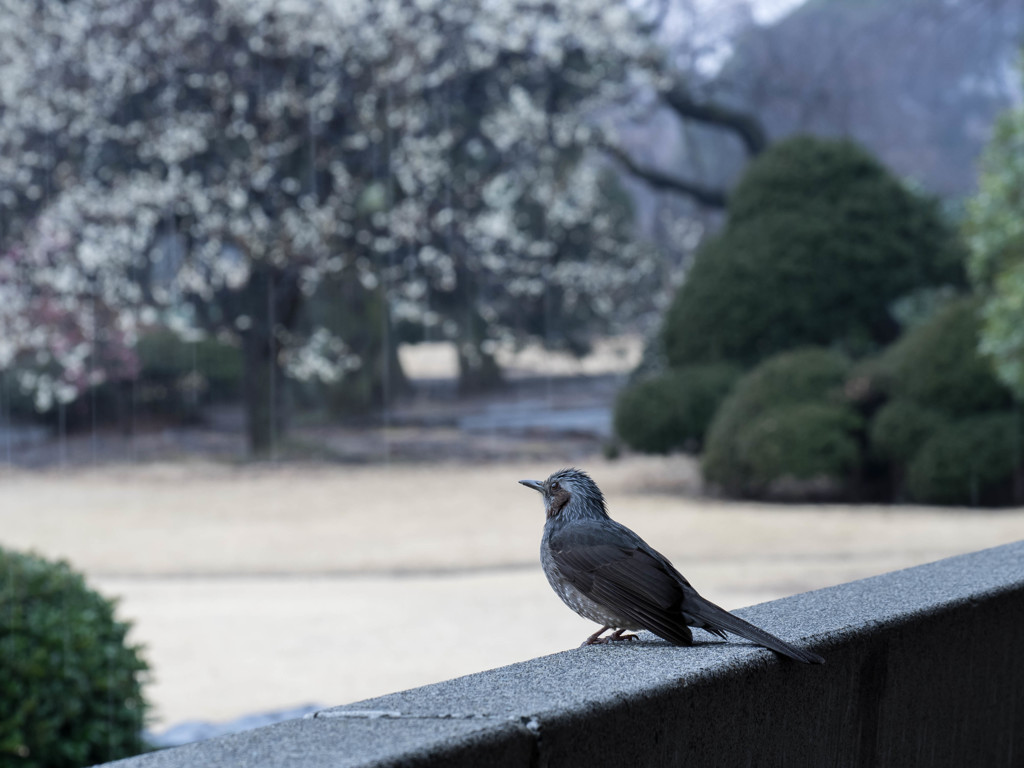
left=546, top=467, right=608, bottom=521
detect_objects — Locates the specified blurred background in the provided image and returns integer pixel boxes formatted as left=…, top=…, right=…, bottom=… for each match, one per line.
left=2, top=0, right=1024, bottom=763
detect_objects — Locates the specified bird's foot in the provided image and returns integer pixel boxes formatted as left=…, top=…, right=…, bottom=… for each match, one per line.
left=581, top=627, right=638, bottom=646
left=605, top=629, right=638, bottom=643
left=581, top=626, right=613, bottom=646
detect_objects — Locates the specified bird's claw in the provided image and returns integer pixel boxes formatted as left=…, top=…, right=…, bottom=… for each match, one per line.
left=581, top=629, right=638, bottom=646
left=607, top=630, right=638, bottom=643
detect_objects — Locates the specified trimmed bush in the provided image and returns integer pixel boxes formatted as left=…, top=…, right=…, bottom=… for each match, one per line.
left=0, top=328, right=243, bottom=430
left=739, top=403, right=862, bottom=494
left=301, top=272, right=409, bottom=414
left=663, top=214, right=841, bottom=364
left=879, top=296, right=1013, bottom=417
left=842, top=352, right=894, bottom=412
left=869, top=400, right=948, bottom=464
left=662, top=136, right=963, bottom=368
left=0, top=548, right=149, bottom=767
left=703, top=347, right=853, bottom=494
left=613, top=364, right=740, bottom=454
left=135, top=327, right=244, bottom=406
left=906, top=412, right=1022, bottom=505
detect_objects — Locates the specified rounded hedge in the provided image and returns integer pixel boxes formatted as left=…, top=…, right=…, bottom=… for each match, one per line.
left=663, top=213, right=842, bottom=364
left=613, top=364, right=740, bottom=454
left=868, top=400, right=947, bottom=464
left=906, top=412, right=1022, bottom=505
left=0, top=548, right=149, bottom=767
left=136, top=327, right=244, bottom=406
left=879, top=296, right=1013, bottom=417
left=702, top=347, right=854, bottom=494
left=662, top=136, right=963, bottom=368
left=738, top=403, right=862, bottom=494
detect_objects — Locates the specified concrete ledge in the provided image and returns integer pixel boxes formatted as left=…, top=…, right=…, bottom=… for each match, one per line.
left=103, top=540, right=1024, bottom=767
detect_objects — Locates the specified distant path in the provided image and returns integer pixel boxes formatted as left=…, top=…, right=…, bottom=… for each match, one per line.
left=0, top=338, right=638, bottom=468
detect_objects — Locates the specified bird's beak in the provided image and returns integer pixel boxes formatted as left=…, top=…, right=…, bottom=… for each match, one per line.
left=519, top=479, right=544, bottom=493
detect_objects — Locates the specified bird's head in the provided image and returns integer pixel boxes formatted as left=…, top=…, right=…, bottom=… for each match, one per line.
left=519, top=468, right=608, bottom=522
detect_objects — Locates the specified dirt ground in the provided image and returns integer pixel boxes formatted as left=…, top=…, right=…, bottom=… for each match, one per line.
left=3, top=455, right=1024, bottom=728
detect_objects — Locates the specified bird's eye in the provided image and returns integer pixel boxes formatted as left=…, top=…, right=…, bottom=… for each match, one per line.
left=551, top=481, right=560, bottom=491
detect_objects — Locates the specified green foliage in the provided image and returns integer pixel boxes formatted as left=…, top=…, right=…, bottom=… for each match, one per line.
left=976, top=261, right=1024, bottom=399
left=906, top=412, right=1023, bottom=505
left=613, top=364, right=740, bottom=454
left=860, top=297, right=1019, bottom=504
left=134, top=327, right=243, bottom=418
left=663, top=136, right=963, bottom=367
left=965, top=82, right=1024, bottom=398
left=703, top=347, right=854, bottom=494
left=0, top=327, right=243, bottom=430
left=0, top=548, right=148, bottom=767
left=842, top=351, right=894, bottom=409
left=739, top=403, right=862, bottom=492
left=869, top=400, right=947, bottom=464
left=878, top=297, right=1013, bottom=417
left=298, top=272, right=408, bottom=414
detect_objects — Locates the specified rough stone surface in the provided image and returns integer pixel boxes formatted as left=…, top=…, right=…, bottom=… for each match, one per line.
left=100, top=541, right=1024, bottom=767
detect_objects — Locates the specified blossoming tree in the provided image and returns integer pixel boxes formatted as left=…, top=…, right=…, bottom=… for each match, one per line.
left=1, top=0, right=762, bottom=454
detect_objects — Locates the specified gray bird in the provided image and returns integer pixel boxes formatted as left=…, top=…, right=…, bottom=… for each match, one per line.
left=520, top=468, right=824, bottom=664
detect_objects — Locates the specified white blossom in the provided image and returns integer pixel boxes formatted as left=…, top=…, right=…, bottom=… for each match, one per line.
left=1, top=0, right=667, bottom=409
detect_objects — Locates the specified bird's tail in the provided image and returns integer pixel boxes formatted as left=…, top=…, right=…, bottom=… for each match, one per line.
left=685, top=595, right=824, bottom=664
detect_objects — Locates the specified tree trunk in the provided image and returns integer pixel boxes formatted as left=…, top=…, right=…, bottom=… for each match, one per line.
left=376, top=283, right=411, bottom=407
left=307, top=272, right=409, bottom=416
left=234, top=264, right=302, bottom=458
left=380, top=328, right=410, bottom=405
left=241, top=322, right=285, bottom=458
left=456, top=309, right=502, bottom=394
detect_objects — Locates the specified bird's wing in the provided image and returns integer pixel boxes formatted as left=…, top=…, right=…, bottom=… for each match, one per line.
left=549, top=521, right=824, bottom=664
left=547, top=519, right=698, bottom=646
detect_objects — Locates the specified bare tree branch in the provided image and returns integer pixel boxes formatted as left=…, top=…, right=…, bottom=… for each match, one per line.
left=594, top=70, right=768, bottom=209
left=661, top=81, right=768, bottom=156
left=597, top=135, right=728, bottom=208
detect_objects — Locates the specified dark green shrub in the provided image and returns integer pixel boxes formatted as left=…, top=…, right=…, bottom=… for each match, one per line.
left=738, top=403, right=862, bottom=494
left=0, top=360, right=131, bottom=431
left=299, top=272, right=409, bottom=414
left=880, top=297, right=1013, bottom=417
left=842, top=352, right=894, bottom=413
left=0, top=327, right=243, bottom=430
left=662, top=136, right=963, bottom=367
left=906, top=412, right=1023, bottom=505
left=0, top=548, right=149, bottom=767
left=613, top=364, right=740, bottom=454
left=663, top=215, right=840, bottom=365
left=869, top=400, right=948, bottom=464
left=135, top=327, right=244, bottom=405
left=703, top=347, right=853, bottom=493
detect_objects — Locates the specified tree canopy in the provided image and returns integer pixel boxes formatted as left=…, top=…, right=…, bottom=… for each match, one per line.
left=966, top=66, right=1024, bottom=400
